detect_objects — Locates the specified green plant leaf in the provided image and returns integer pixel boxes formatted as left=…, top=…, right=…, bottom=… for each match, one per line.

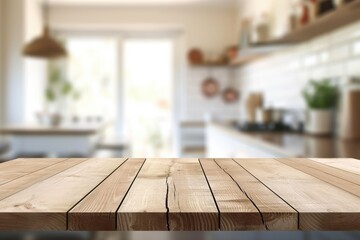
left=49, top=68, right=61, bottom=84
left=302, top=79, right=339, bottom=109
left=62, top=81, right=73, bottom=96
left=45, top=88, right=56, bottom=102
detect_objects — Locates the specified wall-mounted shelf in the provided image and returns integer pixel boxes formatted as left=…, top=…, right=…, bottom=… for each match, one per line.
left=257, top=0, right=360, bottom=45
left=190, top=62, right=229, bottom=68
left=230, top=45, right=289, bottom=66
left=231, top=0, right=360, bottom=66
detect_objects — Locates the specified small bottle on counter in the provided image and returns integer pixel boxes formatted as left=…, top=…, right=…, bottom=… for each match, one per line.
left=308, top=0, right=319, bottom=22
left=255, top=13, right=270, bottom=42
left=289, top=1, right=299, bottom=31
left=300, top=1, right=310, bottom=26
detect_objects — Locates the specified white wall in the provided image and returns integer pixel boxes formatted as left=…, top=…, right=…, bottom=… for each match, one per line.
left=24, top=0, right=47, bottom=123
left=2, top=0, right=26, bottom=124
left=49, top=5, right=237, bottom=54
left=1, top=0, right=46, bottom=125
left=236, top=14, right=360, bottom=122
left=0, top=0, right=4, bottom=126
left=185, top=67, right=240, bottom=121
left=49, top=4, right=241, bottom=121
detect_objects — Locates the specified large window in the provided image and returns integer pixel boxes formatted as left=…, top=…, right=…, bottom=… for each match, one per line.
left=58, top=38, right=118, bottom=121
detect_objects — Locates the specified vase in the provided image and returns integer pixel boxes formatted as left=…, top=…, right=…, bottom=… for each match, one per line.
left=305, top=109, right=333, bottom=135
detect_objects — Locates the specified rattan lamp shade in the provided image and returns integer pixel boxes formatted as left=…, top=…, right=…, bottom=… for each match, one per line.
left=23, top=26, right=67, bottom=59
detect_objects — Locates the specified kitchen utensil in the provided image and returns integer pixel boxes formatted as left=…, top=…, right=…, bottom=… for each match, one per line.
left=226, top=46, right=238, bottom=61
left=222, top=88, right=239, bottom=103
left=256, top=108, right=272, bottom=124
left=201, top=77, right=219, bottom=98
left=245, top=93, right=263, bottom=123
left=188, top=48, right=203, bottom=65
left=222, top=68, right=239, bottom=104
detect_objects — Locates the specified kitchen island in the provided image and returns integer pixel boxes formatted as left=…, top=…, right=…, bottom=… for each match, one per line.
left=0, top=124, right=108, bottom=158
left=0, top=157, right=360, bottom=231
left=207, top=122, right=360, bottom=158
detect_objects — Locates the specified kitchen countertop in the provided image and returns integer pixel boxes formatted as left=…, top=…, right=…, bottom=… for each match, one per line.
left=1, top=157, right=360, bottom=231
left=209, top=122, right=360, bottom=158
left=0, top=123, right=108, bottom=136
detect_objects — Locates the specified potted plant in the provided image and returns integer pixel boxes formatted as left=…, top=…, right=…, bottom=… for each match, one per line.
left=44, top=66, right=80, bottom=126
left=302, top=79, right=339, bottom=135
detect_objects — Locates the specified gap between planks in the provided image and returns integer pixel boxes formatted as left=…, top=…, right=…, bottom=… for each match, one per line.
left=0, top=158, right=126, bottom=230
left=213, top=159, right=269, bottom=230
left=0, top=158, right=71, bottom=186
left=233, top=158, right=300, bottom=230
left=236, top=158, right=360, bottom=230
left=277, top=158, right=360, bottom=200
left=198, top=158, right=221, bottom=230
left=0, top=158, right=88, bottom=202
left=200, top=158, right=298, bottom=231
left=117, top=158, right=219, bottom=231
left=66, top=158, right=131, bottom=230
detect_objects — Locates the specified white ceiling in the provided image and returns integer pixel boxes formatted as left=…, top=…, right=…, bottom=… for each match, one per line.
left=48, top=0, right=239, bottom=6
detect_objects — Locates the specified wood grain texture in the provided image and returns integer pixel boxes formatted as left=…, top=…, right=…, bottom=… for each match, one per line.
left=117, top=158, right=218, bottom=231
left=199, top=158, right=264, bottom=230
left=201, top=158, right=297, bottom=230
left=0, top=158, right=360, bottom=231
left=167, top=158, right=218, bottom=231
left=0, top=158, right=124, bottom=230
left=278, top=158, right=360, bottom=198
left=69, top=158, right=144, bottom=231
left=236, top=158, right=360, bottom=230
left=309, top=158, right=360, bottom=175
left=117, top=158, right=170, bottom=231
left=0, top=158, right=68, bottom=186
left=0, top=158, right=87, bottom=201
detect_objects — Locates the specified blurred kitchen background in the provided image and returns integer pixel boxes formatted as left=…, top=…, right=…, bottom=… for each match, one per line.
left=1, top=0, right=360, bottom=160
left=1, top=0, right=360, bottom=240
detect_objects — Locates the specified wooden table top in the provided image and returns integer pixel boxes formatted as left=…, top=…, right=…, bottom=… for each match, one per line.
left=0, top=158, right=360, bottom=231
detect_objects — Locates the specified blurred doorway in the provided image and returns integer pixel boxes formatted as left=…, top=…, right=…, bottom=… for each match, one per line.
left=123, top=39, right=174, bottom=157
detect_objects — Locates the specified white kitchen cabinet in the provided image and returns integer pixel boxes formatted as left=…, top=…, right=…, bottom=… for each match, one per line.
left=206, top=122, right=293, bottom=158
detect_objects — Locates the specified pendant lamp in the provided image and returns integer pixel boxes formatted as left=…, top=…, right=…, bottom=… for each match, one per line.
left=23, top=0, right=67, bottom=59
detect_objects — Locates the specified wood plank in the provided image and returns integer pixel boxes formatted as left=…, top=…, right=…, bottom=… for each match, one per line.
left=278, top=158, right=360, bottom=198
left=167, top=158, right=218, bottom=230
left=117, top=158, right=218, bottom=231
left=255, top=0, right=360, bottom=45
left=0, top=158, right=125, bottom=230
left=236, top=158, right=360, bottom=231
left=0, top=158, right=88, bottom=201
left=117, top=158, right=170, bottom=231
left=200, top=158, right=297, bottom=230
left=309, top=158, right=360, bottom=175
left=200, top=158, right=266, bottom=230
left=69, top=158, right=144, bottom=231
left=0, top=158, right=69, bottom=186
